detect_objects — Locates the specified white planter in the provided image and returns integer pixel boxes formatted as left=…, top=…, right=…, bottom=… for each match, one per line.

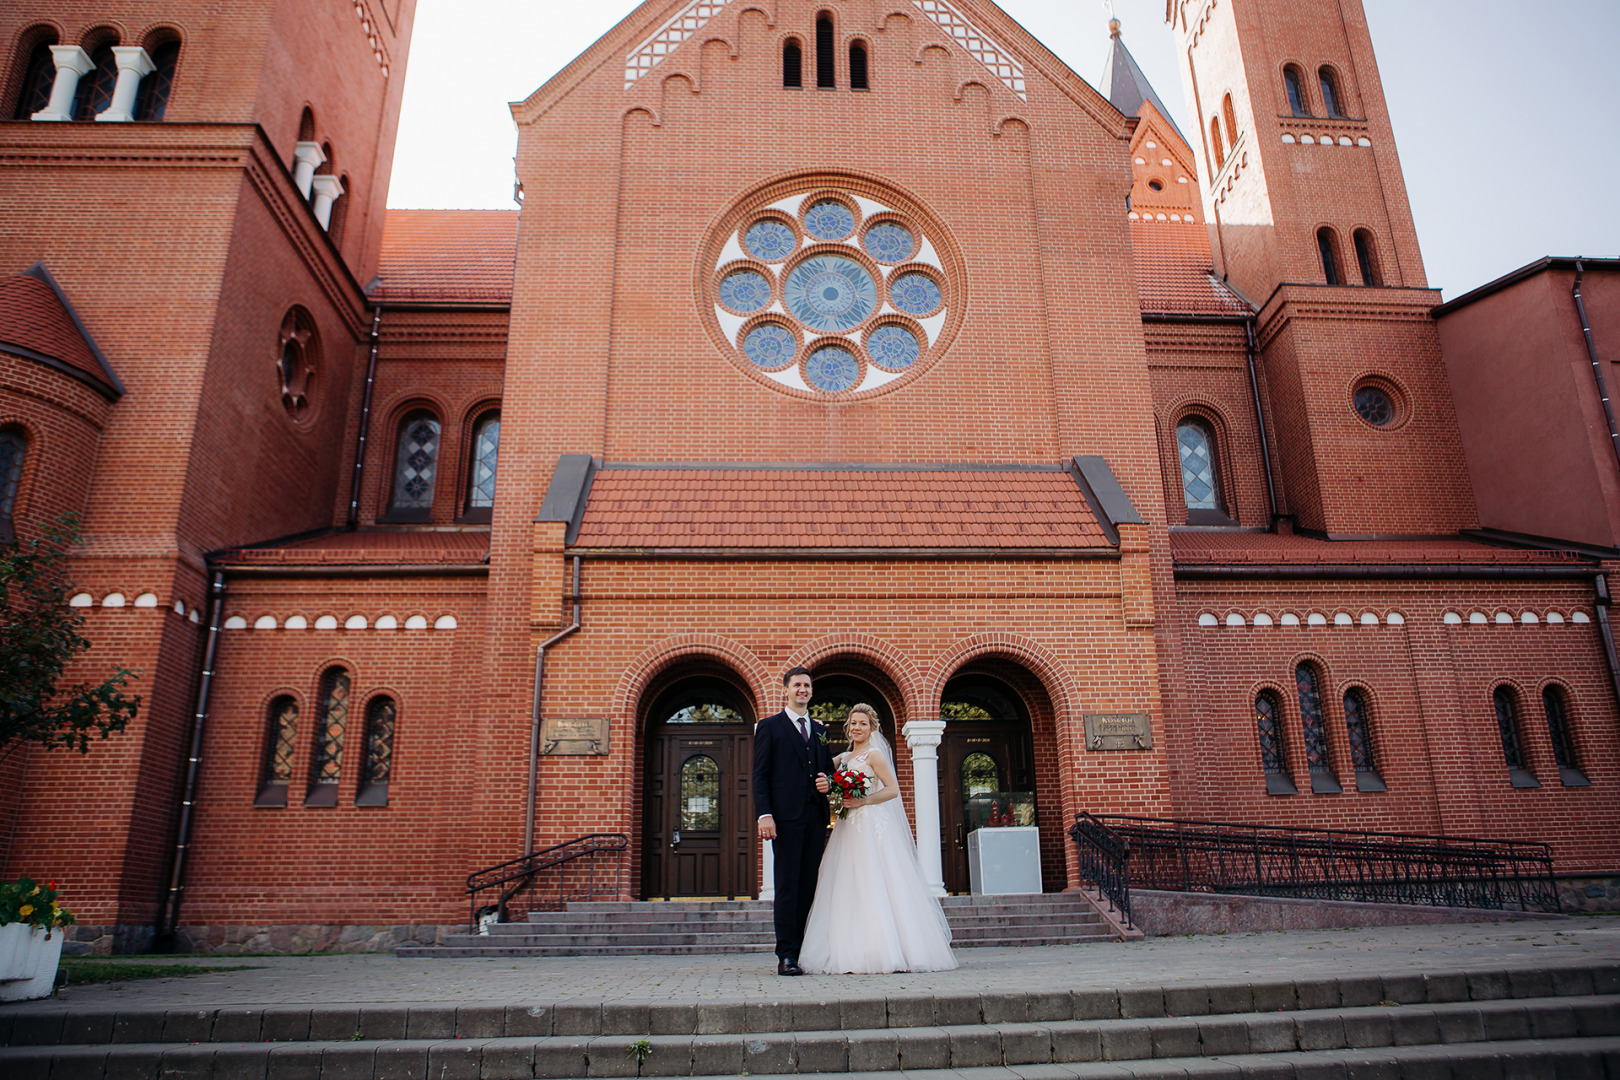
left=0, top=922, right=65, bottom=1002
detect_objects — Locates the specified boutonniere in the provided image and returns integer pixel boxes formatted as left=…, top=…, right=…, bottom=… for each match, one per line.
left=816, top=730, right=830, bottom=747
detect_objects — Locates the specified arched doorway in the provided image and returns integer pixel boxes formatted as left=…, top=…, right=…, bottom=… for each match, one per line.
left=806, top=670, right=900, bottom=759
left=939, top=674, right=1036, bottom=894
left=640, top=674, right=756, bottom=899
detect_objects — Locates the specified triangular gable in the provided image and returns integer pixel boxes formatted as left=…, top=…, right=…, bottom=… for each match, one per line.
left=0, top=263, right=124, bottom=400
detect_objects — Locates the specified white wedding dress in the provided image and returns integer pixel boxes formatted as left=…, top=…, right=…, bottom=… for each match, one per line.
left=798, top=742, right=958, bottom=973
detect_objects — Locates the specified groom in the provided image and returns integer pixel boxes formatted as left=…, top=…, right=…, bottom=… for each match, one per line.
left=753, top=666, right=834, bottom=976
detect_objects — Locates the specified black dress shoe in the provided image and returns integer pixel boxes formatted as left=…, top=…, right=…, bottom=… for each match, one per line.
left=777, top=958, right=805, bottom=976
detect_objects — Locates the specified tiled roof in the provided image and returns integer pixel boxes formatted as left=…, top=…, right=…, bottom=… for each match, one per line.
left=1170, top=531, right=1588, bottom=566
left=217, top=529, right=490, bottom=566
left=1131, top=221, right=1252, bottom=317
left=373, top=209, right=518, bottom=304
left=573, top=468, right=1114, bottom=550
left=0, top=266, right=122, bottom=397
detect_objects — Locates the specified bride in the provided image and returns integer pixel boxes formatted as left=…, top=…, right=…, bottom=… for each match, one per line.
left=798, top=704, right=958, bottom=973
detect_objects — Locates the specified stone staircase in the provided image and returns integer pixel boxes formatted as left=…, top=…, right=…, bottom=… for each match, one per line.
left=3, top=962, right=1618, bottom=1078
left=397, top=894, right=1119, bottom=958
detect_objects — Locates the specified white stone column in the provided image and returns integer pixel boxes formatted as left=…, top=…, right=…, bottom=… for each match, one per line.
left=309, top=174, right=345, bottom=230
left=759, top=837, right=775, bottom=902
left=95, top=47, right=155, bottom=122
left=291, top=142, right=326, bottom=199
left=903, top=718, right=948, bottom=896
left=32, top=46, right=95, bottom=122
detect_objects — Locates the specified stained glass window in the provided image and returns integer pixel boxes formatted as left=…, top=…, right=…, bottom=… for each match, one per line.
left=467, top=413, right=499, bottom=509
left=745, top=219, right=796, bottom=262
left=134, top=41, right=180, bottom=121
left=263, top=696, right=299, bottom=786
left=1296, top=664, right=1331, bottom=772
left=805, top=346, right=859, bottom=392
left=867, top=324, right=919, bottom=369
left=305, top=668, right=350, bottom=806
left=680, top=755, right=721, bottom=831
left=1354, top=386, right=1393, bottom=427
left=0, top=430, right=25, bottom=530
left=742, top=324, right=796, bottom=369
left=863, top=222, right=914, bottom=263
left=666, top=703, right=745, bottom=724
left=803, top=199, right=854, bottom=241
left=1493, top=686, right=1524, bottom=769
left=73, top=45, right=118, bottom=121
left=889, top=273, right=942, bottom=316
left=361, top=697, right=396, bottom=788
left=1343, top=689, right=1374, bottom=771
left=1176, top=420, right=1218, bottom=510
left=1255, top=692, right=1286, bottom=775
left=718, top=270, right=771, bottom=313
left=14, top=42, right=56, bottom=119
left=784, top=256, right=875, bottom=333
left=391, top=413, right=440, bottom=512
left=1542, top=686, right=1574, bottom=770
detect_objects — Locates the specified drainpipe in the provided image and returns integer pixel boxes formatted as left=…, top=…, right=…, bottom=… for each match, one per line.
left=157, top=571, right=225, bottom=946
left=1244, top=317, right=1279, bottom=525
left=1573, top=261, right=1620, bottom=478
left=345, top=305, right=383, bottom=530
left=1592, top=575, right=1620, bottom=712
left=524, top=556, right=582, bottom=856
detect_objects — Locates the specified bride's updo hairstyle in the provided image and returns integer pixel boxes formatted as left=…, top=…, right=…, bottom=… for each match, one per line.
left=847, top=703, right=879, bottom=743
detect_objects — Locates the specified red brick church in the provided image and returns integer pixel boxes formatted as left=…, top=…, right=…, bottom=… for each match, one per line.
left=2, top=0, right=1616, bottom=952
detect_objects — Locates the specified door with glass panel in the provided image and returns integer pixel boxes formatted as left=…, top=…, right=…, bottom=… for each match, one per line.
left=939, top=677, right=1035, bottom=894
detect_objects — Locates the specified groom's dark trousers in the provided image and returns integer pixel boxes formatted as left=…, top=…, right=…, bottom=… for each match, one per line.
left=753, top=711, right=835, bottom=962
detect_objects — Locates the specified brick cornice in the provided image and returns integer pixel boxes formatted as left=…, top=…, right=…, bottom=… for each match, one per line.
left=1254, top=284, right=1443, bottom=348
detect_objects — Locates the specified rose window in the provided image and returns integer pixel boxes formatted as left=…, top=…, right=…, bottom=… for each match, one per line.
left=705, top=181, right=958, bottom=397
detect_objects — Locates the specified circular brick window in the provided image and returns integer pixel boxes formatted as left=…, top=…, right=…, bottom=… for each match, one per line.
left=702, top=177, right=962, bottom=399
left=1350, top=377, right=1406, bottom=429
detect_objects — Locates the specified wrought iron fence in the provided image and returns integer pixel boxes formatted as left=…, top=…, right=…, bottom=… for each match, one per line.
left=1072, top=814, right=1560, bottom=915
left=466, top=833, right=629, bottom=931
left=1068, top=812, right=1133, bottom=923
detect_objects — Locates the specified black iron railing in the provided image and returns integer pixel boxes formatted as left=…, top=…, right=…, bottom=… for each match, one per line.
left=466, top=833, right=629, bottom=931
left=1072, top=814, right=1560, bottom=914
left=1068, top=812, right=1133, bottom=923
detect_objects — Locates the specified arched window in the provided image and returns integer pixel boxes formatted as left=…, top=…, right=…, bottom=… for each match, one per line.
left=815, top=14, right=835, bottom=88
left=298, top=106, right=316, bottom=142
left=1296, top=663, right=1341, bottom=793
left=1255, top=691, right=1295, bottom=795
left=134, top=39, right=180, bottom=120
left=12, top=37, right=57, bottom=120
left=1209, top=118, right=1225, bottom=170
left=73, top=43, right=118, bottom=121
left=388, top=411, right=441, bottom=518
left=465, top=410, right=500, bottom=515
left=1176, top=417, right=1230, bottom=524
left=254, top=696, right=299, bottom=807
left=1543, top=686, right=1588, bottom=787
left=306, top=667, right=351, bottom=806
left=1222, top=92, right=1238, bottom=146
left=1343, top=688, right=1385, bottom=791
left=1493, top=686, right=1538, bottom=788
left=782, top=39, right=802, bottom=88
left=1318, top=67, right=1343, bottom=118
left=1353, top=229, right=1380, bottom=287
left=356, top=696, right=396, bottom=806
left=849, top=41, right=869, bottom=90
left=0, top=429, right=25, bottom=543
left=1317, top=227, right=1343, bottom=286
left=1283, top=66, right=1309, bottom=117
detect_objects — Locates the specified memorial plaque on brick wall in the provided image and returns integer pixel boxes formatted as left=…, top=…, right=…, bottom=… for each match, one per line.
left=1083, top=713, right=1153, bottom=751
left=540, top=716, right=609, bottom=755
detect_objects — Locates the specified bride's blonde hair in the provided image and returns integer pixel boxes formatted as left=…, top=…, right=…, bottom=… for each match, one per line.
left=847, top=703, right=879, bottom=742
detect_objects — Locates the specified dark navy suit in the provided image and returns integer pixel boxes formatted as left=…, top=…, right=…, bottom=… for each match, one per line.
left=753, top=710, right=835, bottom=962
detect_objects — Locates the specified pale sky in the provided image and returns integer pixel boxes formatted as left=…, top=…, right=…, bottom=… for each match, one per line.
left=386, top=0, right=1620, bottom=301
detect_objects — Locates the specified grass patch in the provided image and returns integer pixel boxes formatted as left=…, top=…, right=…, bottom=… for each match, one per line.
left=60, top=959, right=261, bottom=985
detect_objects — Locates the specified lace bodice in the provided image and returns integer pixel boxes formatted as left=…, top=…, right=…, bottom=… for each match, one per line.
left=838, top=749, right=885, bottom=791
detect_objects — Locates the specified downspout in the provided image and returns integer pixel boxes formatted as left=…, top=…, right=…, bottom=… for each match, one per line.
left=157, top=570, right=225, bottom=946
left=1592, top=575, right=1620, bottom=711
left=1573, top=261, right=1620, bottom=477
left=524, top=556, right=582, bottom=856
left=1244, top=317, right=1279, bottom=525
left=345, top=305, right=383, bottom=530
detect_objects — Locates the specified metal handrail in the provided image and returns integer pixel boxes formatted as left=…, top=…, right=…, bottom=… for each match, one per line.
left=466, top=833, right=629, bottom=931
left=1067, top=813, right=1133, bottom=924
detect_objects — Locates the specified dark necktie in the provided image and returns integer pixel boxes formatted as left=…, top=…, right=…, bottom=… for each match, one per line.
left=796, top=717, right=809, bottom=742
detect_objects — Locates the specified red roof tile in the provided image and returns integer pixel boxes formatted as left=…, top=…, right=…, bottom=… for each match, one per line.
left=573, top=469, right=1112, bottom=550
left=373, top=209, right=518, bottom=304
left=1170, top=531, right=1587, bottom=566
left=1131, top=220, right=1252, bottom=316
left=218, top=529, right=490, bottom=566
left=0, top=269, right=120, bottom=394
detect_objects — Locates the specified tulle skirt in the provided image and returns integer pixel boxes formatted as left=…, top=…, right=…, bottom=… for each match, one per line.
left=798, top=798, right=958, bottom=974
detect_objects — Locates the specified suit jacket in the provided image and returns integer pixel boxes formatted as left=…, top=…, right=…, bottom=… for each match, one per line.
left=753, top=711, right=836, bottom=824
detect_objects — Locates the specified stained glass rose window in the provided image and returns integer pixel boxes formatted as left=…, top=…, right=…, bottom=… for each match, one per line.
left=743, top=323, right=797, bottom=369
left=890, top=273, right=943, bottom=316
left=805, top=345, right=859, bottom=392
left=863, top=222, right=915, bottom=263
left=785, top=255, right=877, bottom=333
left=718, top=270, right=772, bottom=313
left=867, top=324, right=919, bottom=369
left=745, top=219, right=796, bottom=262
left=803, top=199, right=855, bottom=241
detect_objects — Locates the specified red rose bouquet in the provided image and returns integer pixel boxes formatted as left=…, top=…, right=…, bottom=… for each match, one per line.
left=829, top=768, right=871, bottom=818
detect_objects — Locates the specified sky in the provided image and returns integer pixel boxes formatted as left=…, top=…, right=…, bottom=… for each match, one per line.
left=386, top=0, right=1620, bottom=301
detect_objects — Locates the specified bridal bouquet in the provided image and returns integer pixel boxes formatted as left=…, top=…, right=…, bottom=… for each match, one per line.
left=829, top=768, right=871, bottom=818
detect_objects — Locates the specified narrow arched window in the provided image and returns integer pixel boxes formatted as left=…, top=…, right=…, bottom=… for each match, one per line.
left=1222, top=93, right=1238, bottom=146
left=306, top=667, right=351, bottom=806
left=13, top=39, right=57, bottom=120
left=73, top=43, right=119, bottom=121
left=782, top=39, right=802, bottom=88
left=1543, top=686, right=1588, bottom=787
left=298, top=106, right=316, bottom=142
left=815, top=14, right=835, bottom=88
left=1318, top=67, right=1343, bottom=118
left=1343, top=688, right=1385, bottom=791
left=466, top=410, right=500, bottom=514
left=1209, top=118, right=1225, bottom=170
left=849, top=41, right=869, bottom=90
left=1353, top=229, right=1380, bottom=287
left=1255, top=691, right=1295, bottom=795
left=134, top=40, right=180, bottom=120
left=1317, top=227, right=1342, bottom=286
left=1284, top=66, right=1309, bottom=117
left=389, top=411, right=441, bottom=518
left=1296, top=664, right=1341, bottom=793
left=255, top=696, right=299, bottom=807
left=1493, top=686, right=1538, bottom=789
left=356, top=696, right=396, bottom=806
left=0, top=429, right=25, bottom=543
left=1176, top=418, right=1230, bottom=524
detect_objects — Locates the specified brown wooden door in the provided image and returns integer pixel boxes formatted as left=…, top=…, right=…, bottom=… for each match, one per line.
left=642, top=725, right=755, bottom=899
left=940, top=721, right=1035, bottom=894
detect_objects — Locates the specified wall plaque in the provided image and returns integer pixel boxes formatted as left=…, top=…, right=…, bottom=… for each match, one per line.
left=1083, top=713, right=1153, bottom=751
left=540, top=716, right=609, bottom=756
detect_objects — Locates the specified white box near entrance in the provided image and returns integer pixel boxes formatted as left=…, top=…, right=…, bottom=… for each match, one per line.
left=966, top=826, right=1043, bottom=895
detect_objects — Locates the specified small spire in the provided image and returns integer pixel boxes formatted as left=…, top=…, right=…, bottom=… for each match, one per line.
left=1110, top=17, right=1122, bottom=39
